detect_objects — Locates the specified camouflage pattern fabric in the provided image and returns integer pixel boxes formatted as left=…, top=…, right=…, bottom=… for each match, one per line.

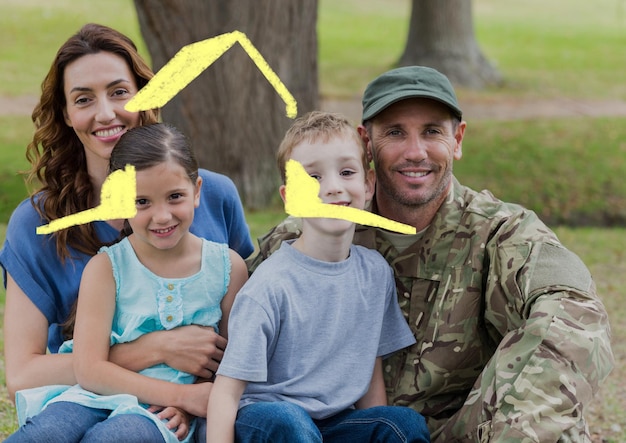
left=246, top=177, right=614, bottom=443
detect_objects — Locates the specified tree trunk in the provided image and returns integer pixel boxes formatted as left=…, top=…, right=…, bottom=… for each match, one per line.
left=398, top=0, right=502, bottom=89
left=133, top=0, right=318, bottom=208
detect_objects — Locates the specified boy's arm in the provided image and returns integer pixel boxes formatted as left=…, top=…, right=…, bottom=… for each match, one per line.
left=355, top=357, right=387, bottom=409
left=207, top=375, right=247, bottom=443
left=218, top=250, right=249, bottom=340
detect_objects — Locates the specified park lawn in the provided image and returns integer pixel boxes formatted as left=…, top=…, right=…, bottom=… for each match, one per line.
left=2, top=0, right=626, bottom=225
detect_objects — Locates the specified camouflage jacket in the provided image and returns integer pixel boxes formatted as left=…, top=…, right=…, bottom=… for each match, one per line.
left=247, top=178, right=614, bottom=442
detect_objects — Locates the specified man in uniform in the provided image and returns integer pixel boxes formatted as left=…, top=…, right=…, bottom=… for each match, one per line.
left=249, top=66, right=614, bottom=442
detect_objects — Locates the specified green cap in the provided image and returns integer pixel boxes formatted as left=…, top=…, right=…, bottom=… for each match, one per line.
left=362, top=66, right=462, bottom=121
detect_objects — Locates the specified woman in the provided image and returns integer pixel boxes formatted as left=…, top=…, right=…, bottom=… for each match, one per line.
left=0, top=23, right=253, bottom=439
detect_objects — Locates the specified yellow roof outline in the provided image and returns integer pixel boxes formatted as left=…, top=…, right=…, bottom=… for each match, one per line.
left=124, top=30, right=297, bottom=118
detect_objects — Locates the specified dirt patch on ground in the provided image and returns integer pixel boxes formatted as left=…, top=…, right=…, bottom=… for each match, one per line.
left=0, top=95, right=38, bottom=117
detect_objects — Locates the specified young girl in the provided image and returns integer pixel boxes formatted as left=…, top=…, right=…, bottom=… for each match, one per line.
left=7, top=123, right=248, bottom=443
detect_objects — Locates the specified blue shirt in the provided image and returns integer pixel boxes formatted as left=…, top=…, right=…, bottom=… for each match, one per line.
left=0, top=168, right=253, bottom=352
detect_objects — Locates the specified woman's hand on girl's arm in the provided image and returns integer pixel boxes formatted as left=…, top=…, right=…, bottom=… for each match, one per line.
left=107, top=249, right=248, bottom=377
left=3, top=274, right=77, bottom=400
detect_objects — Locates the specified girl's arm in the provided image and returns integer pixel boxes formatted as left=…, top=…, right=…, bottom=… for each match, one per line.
left=218, top=250, right=249, bottom=340
left=3, top=274, right=76, bottom=400
left=355, top=357, right=387, bottom=409
left=72, top=253, right=211, bottom=417
left=206, top=375, right=247, bottom=443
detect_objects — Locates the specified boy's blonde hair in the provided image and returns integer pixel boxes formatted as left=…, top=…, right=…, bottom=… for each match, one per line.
left=277, top=111, right=369, bottom=183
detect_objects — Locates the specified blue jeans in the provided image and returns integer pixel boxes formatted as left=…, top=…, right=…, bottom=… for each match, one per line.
left=233, top=402, right=430, bottom=443
left=5, top=401, right=165, bottom=443
left=194, top=418, right=207, bottom=443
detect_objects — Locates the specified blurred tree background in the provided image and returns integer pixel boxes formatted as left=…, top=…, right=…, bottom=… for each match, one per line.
left=132, top=0, right=502, bottom=208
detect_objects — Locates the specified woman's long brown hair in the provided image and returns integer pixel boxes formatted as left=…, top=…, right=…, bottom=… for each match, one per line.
left=27, top=23, right=159, bottom=261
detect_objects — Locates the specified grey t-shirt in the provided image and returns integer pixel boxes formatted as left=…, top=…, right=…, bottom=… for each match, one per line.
left=217, top=240, right=416, bottom=420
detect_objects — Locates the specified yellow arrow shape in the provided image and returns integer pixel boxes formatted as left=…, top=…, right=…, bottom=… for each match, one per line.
left=37, top=165, right=137, bottom=235
left=284, top=159, right=416, bottom=235
left=125, top=30, right=297, bottom=118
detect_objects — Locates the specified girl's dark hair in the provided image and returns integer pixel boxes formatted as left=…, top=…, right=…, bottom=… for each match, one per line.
left=27, top=23, right=159, bottom=261
left=109, top=123, right=199, bottom=238
left=110, top=122, right=198, bottom=179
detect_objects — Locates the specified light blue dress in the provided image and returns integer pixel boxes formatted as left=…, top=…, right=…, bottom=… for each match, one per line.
left=15, top=237, right=231, bottom=443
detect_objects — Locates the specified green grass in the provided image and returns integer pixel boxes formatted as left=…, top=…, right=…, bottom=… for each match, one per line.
left=472, top=0, right=626, bottom=99
left=456, top=116, right=626, bottom=226
left=0, top=117, right=34, bottom=222
left=318, top=0, right=626, bottom=101
left=1, top=0, right=625, bottom=440
left=0, top=0, right=149, bottom=97
left=318, top=0, right=410, bottom=98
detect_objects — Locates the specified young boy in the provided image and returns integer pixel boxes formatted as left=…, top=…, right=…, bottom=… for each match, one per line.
left=206, top=111, right=429, bottom=443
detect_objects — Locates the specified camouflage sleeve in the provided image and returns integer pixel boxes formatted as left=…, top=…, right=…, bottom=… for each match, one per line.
left=477, top=230, right=615, bottom=441
left=245, top=216, right=302, bottom=274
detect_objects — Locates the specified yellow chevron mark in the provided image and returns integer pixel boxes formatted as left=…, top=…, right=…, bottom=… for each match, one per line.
left=37, top=165, right=137, bottom=235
